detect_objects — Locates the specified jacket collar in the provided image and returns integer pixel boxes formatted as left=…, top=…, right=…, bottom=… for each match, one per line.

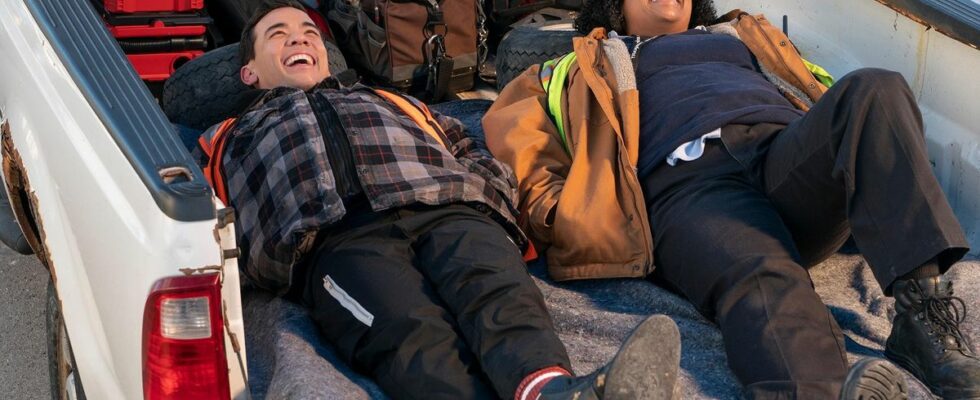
left=715, top=9, right=747, bottom=24
left=587, top=27, right=608, bottom=40
left=246, top=69, right=362, bottom=111
left=310, top=68, right=360, bottom=90
left=573, top=30, right=625, bottom=141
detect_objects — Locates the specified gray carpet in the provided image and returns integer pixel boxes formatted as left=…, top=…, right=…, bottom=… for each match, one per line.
left=243, top=255, right=980, bottom=399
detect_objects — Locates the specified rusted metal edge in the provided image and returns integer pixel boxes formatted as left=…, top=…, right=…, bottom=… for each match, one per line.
left=1, top=121, right=54, bottom=276
left=874, top=0, right=980, bottom=50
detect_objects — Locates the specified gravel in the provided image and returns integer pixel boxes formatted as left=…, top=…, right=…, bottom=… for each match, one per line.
left=0, top=246, right=51, bottom=400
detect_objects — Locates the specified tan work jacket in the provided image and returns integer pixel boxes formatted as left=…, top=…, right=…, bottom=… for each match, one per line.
left=483, top=10, right=828, bottom=281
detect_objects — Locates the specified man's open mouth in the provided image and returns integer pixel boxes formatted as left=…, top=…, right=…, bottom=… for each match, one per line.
left=284, top=53, right=316, bottom=67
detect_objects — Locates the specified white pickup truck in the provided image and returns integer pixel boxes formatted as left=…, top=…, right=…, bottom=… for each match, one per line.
left=0, top=0, right=248, bottom=398
left=0, top=0, right=977, bottom=399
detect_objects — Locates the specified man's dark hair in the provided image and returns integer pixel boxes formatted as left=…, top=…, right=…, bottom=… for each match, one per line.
left=239, top=0, right=309, bottom=65
left=574, top=0, right=718, bottom=34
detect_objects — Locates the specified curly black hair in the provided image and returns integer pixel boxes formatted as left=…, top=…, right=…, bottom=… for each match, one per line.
left=574, top=0, right=718, bottom=34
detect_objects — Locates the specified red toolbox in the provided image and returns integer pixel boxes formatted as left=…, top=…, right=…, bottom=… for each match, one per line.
left=95, top=0, right=214, bottom=84
left=103, top=0, right=204, bottom=14
left=101, top=14, right=211, bottom=81
left=100, top=11, right=212, bottom=29
left=108, top=20, right=208, bottom=81
left=109, top=20, right=207, bottom=39
left=126, top=51, right=204, bottom=81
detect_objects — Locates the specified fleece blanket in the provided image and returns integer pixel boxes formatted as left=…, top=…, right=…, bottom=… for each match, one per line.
left=240, top=100, right=979, bottom=399
left=243, top=256, right=980, bottom=399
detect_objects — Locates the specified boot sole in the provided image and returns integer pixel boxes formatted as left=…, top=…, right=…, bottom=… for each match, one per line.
left=603, top=314, right=681, bottom=400
left=840, top=358, right=909, bottom=400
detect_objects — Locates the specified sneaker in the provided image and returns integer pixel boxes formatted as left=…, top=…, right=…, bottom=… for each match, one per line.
left=537, top=314, right=681, bottom=400
left=885, top=276, right=980, bottom=399
left=839, top=358, right=908, bottom=400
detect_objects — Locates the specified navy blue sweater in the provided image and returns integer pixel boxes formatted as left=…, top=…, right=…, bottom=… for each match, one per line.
left=629, top=30, right=804, bottom=176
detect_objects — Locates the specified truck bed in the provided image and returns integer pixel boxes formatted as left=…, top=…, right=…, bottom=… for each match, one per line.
left=236, top=98, right=980, bottom=400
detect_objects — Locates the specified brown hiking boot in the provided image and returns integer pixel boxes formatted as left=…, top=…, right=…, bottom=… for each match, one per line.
left=537, top=314, right=681, bottom=400
left=885, top=276, right=980, bottom=399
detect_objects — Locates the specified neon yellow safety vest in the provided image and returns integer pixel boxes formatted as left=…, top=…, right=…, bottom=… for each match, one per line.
left=538, top=52, right=578, bottom=155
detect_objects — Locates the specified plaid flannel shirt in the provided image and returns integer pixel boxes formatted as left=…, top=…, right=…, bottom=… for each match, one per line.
left=194, top=77, right=522, bottom=293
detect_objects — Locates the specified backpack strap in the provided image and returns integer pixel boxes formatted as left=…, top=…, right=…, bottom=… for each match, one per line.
left=373, top=89, right=450, bottom=149
left=538, top=52, right=577, bottom=155
left=198, top=117, right=237, bottom=206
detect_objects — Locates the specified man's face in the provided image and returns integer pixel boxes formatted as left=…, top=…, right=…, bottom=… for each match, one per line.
left=241, top=7, right=331, bottom=90
left=623, top=0, right=693, bottom=37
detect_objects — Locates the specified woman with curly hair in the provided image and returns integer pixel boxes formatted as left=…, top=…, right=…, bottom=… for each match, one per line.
left=486, top=0, right=979, bottom=398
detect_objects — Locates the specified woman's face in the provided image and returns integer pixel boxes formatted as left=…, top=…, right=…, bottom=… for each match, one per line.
left=622, top=0, right=693, bottom=37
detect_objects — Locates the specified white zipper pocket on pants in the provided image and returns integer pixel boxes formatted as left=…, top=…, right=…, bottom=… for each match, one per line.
left=323, top=275, right=375, bottom=327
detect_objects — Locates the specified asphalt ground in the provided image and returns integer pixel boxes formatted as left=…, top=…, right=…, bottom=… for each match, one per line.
left=0, top=245, right=51, bottom=400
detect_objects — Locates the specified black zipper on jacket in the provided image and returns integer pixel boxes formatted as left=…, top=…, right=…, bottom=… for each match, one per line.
left=306, top=92, right=364, bottom=202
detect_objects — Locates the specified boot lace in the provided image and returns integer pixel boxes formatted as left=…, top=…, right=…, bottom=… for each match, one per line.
left=923, top=294, right=973, bottom=355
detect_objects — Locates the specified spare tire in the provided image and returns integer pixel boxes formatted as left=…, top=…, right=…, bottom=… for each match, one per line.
left=162, top=41, right=348, bottom=130
left=495, top=24, right=579, bottom=91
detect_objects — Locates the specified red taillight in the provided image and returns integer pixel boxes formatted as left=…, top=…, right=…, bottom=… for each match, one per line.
left=142, top=273, right=230, bottom=400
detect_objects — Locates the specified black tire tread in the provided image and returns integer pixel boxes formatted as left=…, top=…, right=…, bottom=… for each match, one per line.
left=495, top=26, right=579, bottom=91
left=46, top=279, right=62, bottom=400
left=46, top=279, right=86, bottom=400
left=162, top=44, right=248, bottom=131
left=0, top=187, right=33, bottom=255
left=162, top=42, right=348, bottom=131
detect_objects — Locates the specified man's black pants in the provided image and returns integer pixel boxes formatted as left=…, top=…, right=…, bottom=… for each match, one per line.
left=300, top=204, right=571, bottom=400
left=642, top=68, right=970, bottom=399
